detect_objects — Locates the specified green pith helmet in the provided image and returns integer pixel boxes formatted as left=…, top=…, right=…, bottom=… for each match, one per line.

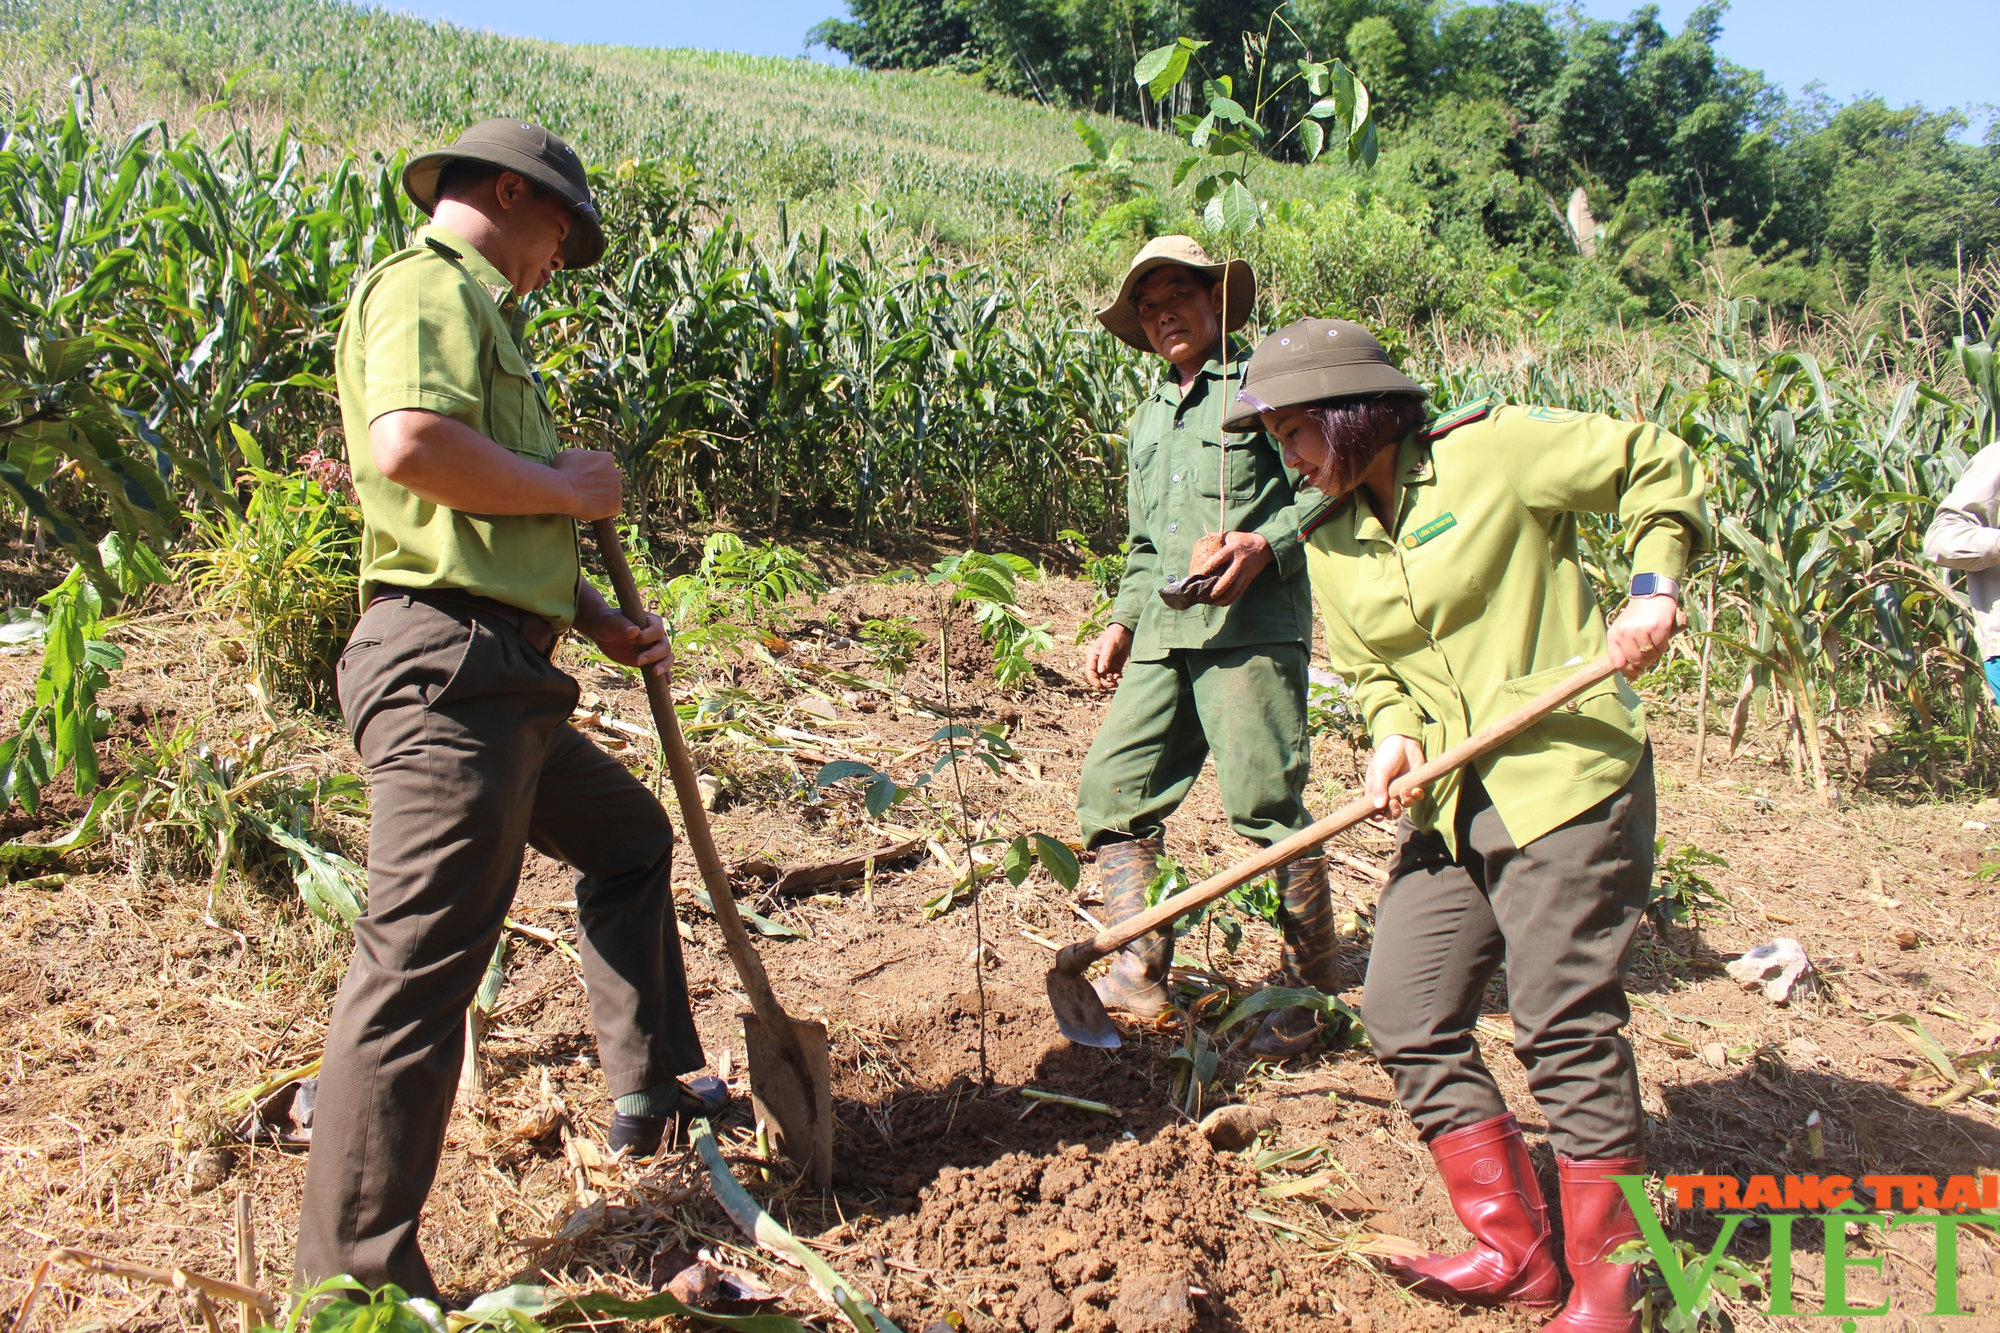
left=403, top=118, right=606, bottom=270
left=1222, top=318, right=1425, bottom=431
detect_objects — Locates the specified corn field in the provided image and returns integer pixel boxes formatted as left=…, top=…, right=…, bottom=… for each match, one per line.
left=4, top=83, right=2000, bottom=790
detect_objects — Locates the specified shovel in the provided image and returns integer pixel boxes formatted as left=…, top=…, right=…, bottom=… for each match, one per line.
left=591, top=519, right=833, bottom=1188
left=1047, top=656, right=1620, bottom=1047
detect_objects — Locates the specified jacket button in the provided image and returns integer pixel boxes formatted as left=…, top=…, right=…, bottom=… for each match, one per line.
left=1171, top=473, right=1180, bottom=483
left=1169, top=523, right=1179, bottom=533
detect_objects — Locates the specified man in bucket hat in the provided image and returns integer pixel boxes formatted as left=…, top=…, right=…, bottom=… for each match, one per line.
left=1073, top=237, right=1341, bottom=1057
left=295, top=119, right=719, bottom=1305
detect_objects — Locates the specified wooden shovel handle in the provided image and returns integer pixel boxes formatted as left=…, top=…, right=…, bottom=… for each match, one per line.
left=1057, top=655, right=1620, bottom=973
left=589, top=519, right=797, bottom=1042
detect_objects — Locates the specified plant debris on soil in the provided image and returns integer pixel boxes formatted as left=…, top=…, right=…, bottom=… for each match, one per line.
left=2, top=536, right=1999, bottom=1331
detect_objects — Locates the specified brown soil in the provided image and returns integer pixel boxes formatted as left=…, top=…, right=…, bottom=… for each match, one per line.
left=2, top=541, right=1998, bottom=1331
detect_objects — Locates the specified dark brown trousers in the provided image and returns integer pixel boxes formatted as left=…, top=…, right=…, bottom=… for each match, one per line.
left=1362, top=748, right=1654, bottom=1161
left=295, top=594, right=703, bottom=1300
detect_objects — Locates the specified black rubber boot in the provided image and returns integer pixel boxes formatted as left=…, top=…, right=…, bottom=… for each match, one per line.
left=607, top=1075, right=730, bottom=1158
left=1249, top=854, right=1340, bottom=1058
left=1089, top=836, right=1174, bottom=1019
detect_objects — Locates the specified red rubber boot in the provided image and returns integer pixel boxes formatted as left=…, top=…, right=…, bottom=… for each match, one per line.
left=1387, top=1112, right=1561, bottom=1306
left=1543, top=1156, right=1645, bottom=1333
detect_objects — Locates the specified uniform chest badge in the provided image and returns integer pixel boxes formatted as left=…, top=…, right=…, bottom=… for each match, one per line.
left=1403, top=513, right=1457, bottom=549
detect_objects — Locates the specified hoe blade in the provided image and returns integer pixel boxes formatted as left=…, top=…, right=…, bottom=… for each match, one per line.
left=741, top=1012, right=833, bottom=1189
left=1046, top=966, right=1122, bottom=1049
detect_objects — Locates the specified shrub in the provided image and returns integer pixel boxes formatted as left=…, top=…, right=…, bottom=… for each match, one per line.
left=183, top=464, right=360, bottom=712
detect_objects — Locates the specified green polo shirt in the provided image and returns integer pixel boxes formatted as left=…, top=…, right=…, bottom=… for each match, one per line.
left=1304, top=401, right=1710, bottom=852
left=336, top=223, right=580, bottom=629
left=1111, top=348, right=1326, bottom=662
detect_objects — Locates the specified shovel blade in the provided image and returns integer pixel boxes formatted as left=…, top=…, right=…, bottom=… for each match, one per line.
left=740, top=1013, right=833, bottom=1189
left=1046, top=966, right=1122, bottom=1049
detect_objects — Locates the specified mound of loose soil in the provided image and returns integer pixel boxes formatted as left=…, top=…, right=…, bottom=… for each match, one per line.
left=870, top=1125, right=1466, bottom=1333
left=879, top=1128, right=1291, bottom=1332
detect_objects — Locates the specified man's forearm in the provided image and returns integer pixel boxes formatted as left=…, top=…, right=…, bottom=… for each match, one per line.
left=370, top=409, right=576, bottom=515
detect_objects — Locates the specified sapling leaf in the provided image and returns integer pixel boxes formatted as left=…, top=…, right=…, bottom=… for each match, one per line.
left=863, top=774, right=900, bottom=818
left=1031, top=833, right=1081, bottom=891
left=1003, top=834, right=1034, bottom=885
left=814, top=759, right=877, bottom=787
left=1301, top=118, right=1325, bottom=162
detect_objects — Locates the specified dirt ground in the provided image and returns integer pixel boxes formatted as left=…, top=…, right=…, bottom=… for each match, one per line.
left=1, top=541, right=1998, bottom=1332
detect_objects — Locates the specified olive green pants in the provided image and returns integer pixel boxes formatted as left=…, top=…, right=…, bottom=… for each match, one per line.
left=1076, top=642, right=1311, bottom=851
left=1363, top=747, right=1655, bottom=1160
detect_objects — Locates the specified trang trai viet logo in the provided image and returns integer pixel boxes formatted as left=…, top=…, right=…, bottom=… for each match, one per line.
left=1615, top=1173, right=2000, bottom=1323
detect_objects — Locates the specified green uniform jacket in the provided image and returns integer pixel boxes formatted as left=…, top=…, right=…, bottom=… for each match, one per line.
left=337, top=223, right=581, bottom=629
left=1304, top=401, right=1709, bottom=853
left=1111, top=349, right=1327, bottom=662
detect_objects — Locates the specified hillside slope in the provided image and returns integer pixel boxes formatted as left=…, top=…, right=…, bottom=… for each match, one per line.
left=0, top=0, right=1332, bottom=252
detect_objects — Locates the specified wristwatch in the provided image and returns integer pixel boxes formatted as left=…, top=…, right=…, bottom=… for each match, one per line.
left=1629, top=573, right=1681, bottom=601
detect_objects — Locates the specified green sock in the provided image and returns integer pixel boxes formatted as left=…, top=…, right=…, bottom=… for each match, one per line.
left=615, top=1080, right=681, bottom=1118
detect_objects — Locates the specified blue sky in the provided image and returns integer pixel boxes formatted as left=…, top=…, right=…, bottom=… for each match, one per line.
left=377, top=1, right=1994, bottom=124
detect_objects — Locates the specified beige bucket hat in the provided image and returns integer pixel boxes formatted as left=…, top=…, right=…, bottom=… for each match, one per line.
left=1093, top=235, right=1256, bottom=353
left=1221, top=318, right=1425, bottom=431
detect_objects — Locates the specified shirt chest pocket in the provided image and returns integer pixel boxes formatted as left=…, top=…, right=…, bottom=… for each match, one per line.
left=488, top=339, right=557, bottom=462
left=1193, top=433, right=1266, bottom=501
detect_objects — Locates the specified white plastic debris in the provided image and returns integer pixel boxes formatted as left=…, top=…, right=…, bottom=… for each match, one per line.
left=1726, top=937, right=1813, bottom=1003
left=1963, top=820, right=1988, bottom=832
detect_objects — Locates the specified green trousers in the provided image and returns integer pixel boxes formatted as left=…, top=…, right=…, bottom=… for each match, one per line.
left=1076, top=642, right=1311, bottom=851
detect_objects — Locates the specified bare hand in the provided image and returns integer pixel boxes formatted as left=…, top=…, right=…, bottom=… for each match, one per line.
left=1365, top=734, right=1428, bottom=819
left=580, top=606, right=673, bottom=678
left=1085, top=624, right=1133, bottom=690
left=553, top=450, right=624, bottom=521
left=1606, top=594, right=1685, bottom=681
left=1203, top=531, right=1274, bottom=605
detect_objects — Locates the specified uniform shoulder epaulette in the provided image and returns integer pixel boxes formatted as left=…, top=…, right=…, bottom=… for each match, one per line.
left=1419, top=395, right=1495, bottom=442
left=1297, top=494, right=1338, bottom=541
left=423, top=235, right=464, bottom=262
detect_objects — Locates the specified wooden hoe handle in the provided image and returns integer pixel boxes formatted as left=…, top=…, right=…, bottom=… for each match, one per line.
left=589, top=519, right=800, bottom=1045
left=1056, top=655, right=1621, bottom=973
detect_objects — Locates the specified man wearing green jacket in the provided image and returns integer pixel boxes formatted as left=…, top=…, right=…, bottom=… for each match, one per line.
left=1075, top=237, right=1337, bottom=1057
left=297, top=120, right=716, bottom=1305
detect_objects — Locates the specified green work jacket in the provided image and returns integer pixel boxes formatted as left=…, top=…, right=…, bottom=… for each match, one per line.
left=1304, top=401, right=1710, bottom=852
left=1111, top=348, right=1325, bottom=663
left=337, top=223, right=580, bottom=629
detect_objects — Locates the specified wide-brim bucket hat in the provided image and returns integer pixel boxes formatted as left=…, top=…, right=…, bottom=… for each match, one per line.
left=1094, top=235, right=1255, bottom=353
left=403, top=118, right=607, bottom=270
left=1222, top=318, right=1425, bottom=431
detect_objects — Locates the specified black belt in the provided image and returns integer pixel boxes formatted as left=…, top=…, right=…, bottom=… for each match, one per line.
left=370, top=586, right=561, bottom=658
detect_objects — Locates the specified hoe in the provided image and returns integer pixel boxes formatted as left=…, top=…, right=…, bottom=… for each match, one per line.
left=1045, top=656, right=1620, bottom=1048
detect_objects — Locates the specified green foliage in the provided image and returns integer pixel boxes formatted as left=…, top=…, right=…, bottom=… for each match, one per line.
left=0, top=541, right=161, bottom=812
left=1649, top=840, right=1731, bottom=937
left=114, top=725, right=368, bottom=926
left=654, top=533, right=826, bottom=659
left=1609, top=1235, right=1764, bottom=1333
left=1138, top=20, right=1377, bottom=239
left=1060, top=527, right=1126, bottom=641
left=182, top=457, right=360, bottom=711
left=928, top=550, right=1053, bottom=688
left=858, top=615, right=923, bottom=677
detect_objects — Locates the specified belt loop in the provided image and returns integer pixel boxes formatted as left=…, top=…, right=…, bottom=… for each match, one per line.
left=400, top=593, right=412, bottom=607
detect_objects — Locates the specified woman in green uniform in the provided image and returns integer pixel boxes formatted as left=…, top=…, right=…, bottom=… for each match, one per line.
left=1224, top=319, right=1707, bottom=1333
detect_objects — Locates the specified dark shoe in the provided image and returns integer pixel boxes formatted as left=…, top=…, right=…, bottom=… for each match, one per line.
left=1089, top=836, right=1173, bottom=1019
left=1249, top=854, right=1340, bottom=1058
left=608, top=1076, right=730, bottom=1158
left=1386, top=1112, right=1562, bottom=1307
left=1542, top=1155, right=1645, bottom=1333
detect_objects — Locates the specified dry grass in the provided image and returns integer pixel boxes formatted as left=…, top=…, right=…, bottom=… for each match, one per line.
left=0, top=556, right=1996, bottom=1330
